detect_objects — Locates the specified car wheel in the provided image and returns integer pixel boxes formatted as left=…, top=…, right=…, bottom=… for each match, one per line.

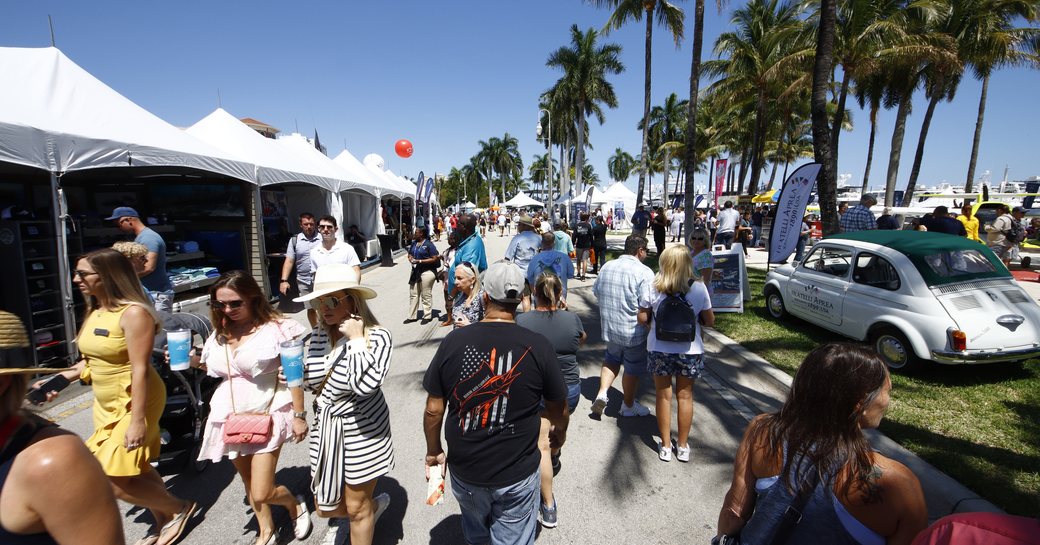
left=871, top=327, right=920, bottom=372
left=764, top=287, right=786, bottom=319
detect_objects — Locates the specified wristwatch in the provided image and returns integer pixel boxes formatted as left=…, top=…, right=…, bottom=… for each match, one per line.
left=281, top=279, right=289, bottom=283
left=293, top=411, right=307, bottom=420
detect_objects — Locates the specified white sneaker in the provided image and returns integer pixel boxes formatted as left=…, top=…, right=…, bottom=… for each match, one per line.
left=659, top=443, right=672, bottom=462
left=676, top=444, right=691, bottom=463
left=373, top=493, right=390, bottom=523
left=293, top=494, right=313, bottom=540
left=591, top=395, right=608, bottom=416
left=619, top=401, right=651, bottom=417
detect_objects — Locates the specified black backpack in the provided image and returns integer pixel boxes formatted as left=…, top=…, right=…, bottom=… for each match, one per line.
left=654, top=291, right=697, bottom=342
left=1005, top=218, right=1026, bottom=243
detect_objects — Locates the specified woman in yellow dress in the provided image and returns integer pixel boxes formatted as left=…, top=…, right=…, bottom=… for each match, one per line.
left=42, top=249, right=195, bottom=545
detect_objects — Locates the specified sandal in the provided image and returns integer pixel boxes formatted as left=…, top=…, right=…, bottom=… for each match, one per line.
left=156, top=501, right=197, bottom=545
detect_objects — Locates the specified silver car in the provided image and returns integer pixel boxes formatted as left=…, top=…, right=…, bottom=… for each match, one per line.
left=763, top=230, right=1040, bottom=371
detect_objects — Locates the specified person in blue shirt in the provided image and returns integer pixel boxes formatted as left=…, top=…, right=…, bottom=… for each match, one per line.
left=107, top=206, right=174, bottom=312
left=448, top=213, right=488, bottom=297
left=527, top=232, right=575, bottom=304
left=631, top=205, right=651, bottom=237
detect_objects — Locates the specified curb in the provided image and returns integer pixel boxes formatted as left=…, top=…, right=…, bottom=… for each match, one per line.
left=701, top=328, right=1004, bottom=519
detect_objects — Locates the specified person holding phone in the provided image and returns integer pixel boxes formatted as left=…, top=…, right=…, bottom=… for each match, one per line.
left=34, top=249, right=195, bottom=545
left=3, top=310, right=124, bottom=545
left=295, top=264, right=394, bottom=545
left=190, top=271, right=310, bottom=545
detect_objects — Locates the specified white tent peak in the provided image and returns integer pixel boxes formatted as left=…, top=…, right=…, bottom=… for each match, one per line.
left=363, top=153, right=385, bottom=170
left=0, top=46, right=252, bottom=181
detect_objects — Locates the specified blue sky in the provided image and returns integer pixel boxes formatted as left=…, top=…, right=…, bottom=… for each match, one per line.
left=4, top=1, right=1039, bottom=195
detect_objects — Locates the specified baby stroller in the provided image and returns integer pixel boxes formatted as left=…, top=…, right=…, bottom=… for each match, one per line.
left=152, top=311, right=220, bottom=474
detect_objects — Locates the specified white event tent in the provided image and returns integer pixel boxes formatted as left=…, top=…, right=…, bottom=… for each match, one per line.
left=502, top=192, right=545, bottom=208
left=0, top=46, right=257, bottom=349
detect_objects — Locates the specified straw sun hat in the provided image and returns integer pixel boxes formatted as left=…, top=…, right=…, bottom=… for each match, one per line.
left=0, top=310, right=68, bottom=376
left=293, top=263, right=377, bottom=303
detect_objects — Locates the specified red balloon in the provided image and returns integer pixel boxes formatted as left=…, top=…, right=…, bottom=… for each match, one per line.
left=395, top=139, right=414, bottom=158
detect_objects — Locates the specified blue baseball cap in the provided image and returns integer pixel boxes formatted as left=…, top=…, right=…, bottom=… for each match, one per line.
left=105, top=206, right=139, bottom=221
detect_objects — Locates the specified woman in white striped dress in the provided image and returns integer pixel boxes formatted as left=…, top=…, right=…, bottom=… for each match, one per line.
left=293, top=264, right=394, bottom=545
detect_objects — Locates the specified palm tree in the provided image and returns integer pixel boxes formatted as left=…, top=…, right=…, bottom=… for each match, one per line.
left=854, top=72, right=886, bottom=194
left=587, top=0, right=685, bottom=208
left=476, top=134, right=523, bottom=204
left=608, top=147, right=636, bottom=183
left=824, top=0, right=911, bottom=181
left=683, top=0, right=710, bottom=234
left=704, top=0, right=810, bottom=197
left=546, top=24, right=624, bottom=198
left=811, top=0, right=839, bottom=235
left=961, top=0, right=1039, bottom=192
left=528, top=152, right=557, bottom=198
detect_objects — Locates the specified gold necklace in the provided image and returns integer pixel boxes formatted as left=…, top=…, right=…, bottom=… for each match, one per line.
left=483, top=317, right=515, bottom=323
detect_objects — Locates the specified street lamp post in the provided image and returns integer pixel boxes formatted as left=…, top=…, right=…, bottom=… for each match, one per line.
left=537, top=109, right=555, bottom=224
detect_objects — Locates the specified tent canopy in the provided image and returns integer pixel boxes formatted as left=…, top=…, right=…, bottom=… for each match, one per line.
left=186, top=109, right=339, bottom=192
left=752, top=189, right=778, bottom=203
left=0, top=47, right=253, bottom=181
left=332, top=149, right=402, bottom=198
left=502, top=192, right=544, bottom=208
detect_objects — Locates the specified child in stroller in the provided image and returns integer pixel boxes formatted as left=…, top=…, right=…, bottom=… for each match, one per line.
left=153, top=311, right=220, bottom=474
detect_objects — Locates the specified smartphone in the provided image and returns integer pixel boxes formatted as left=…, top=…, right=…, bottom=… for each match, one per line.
left=26, top=374, right=71, bottom=404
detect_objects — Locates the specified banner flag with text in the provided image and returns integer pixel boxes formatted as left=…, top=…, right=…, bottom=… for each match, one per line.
left=714, top=158, right=728, bottom=207
left=768, top=162, right=821, bottom=264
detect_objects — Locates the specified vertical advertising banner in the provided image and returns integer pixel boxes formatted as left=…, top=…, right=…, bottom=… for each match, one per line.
left=714, top=158, right=728, bottom=207
left=768, top=163, right=822, bottom=264
left=416, top=170, right=425, bottom=203
left=584, top=186, right=594, bottom=211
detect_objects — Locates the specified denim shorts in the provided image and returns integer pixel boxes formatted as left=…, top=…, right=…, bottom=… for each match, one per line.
left=605, top=341, right=649, bottom=376
left=537, top=382, right=581, bottom=414
left=450, top=469, right=539, bottom=545
left=648, top=351, right=704, bottom=379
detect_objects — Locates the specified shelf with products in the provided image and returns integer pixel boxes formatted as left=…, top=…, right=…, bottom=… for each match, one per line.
left=0, top=220, right=77, bottom=368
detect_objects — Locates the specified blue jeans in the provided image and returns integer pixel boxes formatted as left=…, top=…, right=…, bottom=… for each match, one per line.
left=794, top=235, right=808, bottom=262
left=451, top=469, right=540, bottom=545
left=752, top=225, right=762, bottom=247
left=716, top=231, right=734, bottom=249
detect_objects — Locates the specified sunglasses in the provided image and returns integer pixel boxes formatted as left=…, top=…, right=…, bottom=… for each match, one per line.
left=690, top=237, right=706, bottom=241
left=310, top=295, right=349, bottom=310
left=73, top=270, right=99, bottom=278
left=318, top=225, right=336, bottom=231
left=210, top=299, right=246, bottom=311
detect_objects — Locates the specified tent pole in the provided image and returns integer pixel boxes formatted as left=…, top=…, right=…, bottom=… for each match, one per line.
left=253, top=185, right=270, bottom=298
left=51, top=171, right=78, bottom=365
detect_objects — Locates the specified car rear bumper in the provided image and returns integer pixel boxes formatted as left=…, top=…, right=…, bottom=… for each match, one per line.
left=931, top=346, right=1040, bottom=364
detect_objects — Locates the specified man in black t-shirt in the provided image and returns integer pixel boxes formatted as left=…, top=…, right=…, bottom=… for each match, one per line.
left=651, top=206, right=668, bottom=255
left=572, top=212, right=594, bottom=281
left=423, top=262, right=569, bottom=544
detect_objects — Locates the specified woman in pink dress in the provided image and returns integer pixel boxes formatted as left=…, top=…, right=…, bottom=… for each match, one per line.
left=192, top=271, right=311, bottom=545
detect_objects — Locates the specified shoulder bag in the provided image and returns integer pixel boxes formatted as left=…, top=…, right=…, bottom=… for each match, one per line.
left=222, top=343, right=276, bottom=445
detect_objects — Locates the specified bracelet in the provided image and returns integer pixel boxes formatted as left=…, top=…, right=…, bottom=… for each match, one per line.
left=281, top=279, right=289, bottom=283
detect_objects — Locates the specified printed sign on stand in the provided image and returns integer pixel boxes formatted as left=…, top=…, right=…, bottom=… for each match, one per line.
left=709, top=244, right=749, bottom=313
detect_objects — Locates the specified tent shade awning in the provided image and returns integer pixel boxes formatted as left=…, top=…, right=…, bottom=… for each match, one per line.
left=501, top=192, right=544, bottom=208
left=0, top=47, right=253, bottom=181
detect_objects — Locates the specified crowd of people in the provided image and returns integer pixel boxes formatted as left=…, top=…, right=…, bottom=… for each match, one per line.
left=3, top=204, right=1034, bottom=545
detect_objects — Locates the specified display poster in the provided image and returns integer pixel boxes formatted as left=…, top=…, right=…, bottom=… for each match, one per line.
left=613, top=201, right=625, bottom=221
left=714, top=158, right=728, bottom=207
left=768, top=162, right=821, bottom=264
left=710, top=245, right=747, bottom=313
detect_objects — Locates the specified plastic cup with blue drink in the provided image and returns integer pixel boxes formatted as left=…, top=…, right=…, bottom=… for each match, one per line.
left=167, top=329, right=192, bottom=371
left=280, top=340, right=305, bottom=387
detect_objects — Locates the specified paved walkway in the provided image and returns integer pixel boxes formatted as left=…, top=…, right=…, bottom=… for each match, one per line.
left=34, top=229, right=1013, bottom=544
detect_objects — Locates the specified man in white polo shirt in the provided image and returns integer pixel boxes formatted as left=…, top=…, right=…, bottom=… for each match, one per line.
left=310, top=215, right=361, bottom=282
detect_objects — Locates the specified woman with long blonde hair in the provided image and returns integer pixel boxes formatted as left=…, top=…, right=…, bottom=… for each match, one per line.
left=37, top=248, right=195, bottom=545
left=644, top=245, right=714, bottom=463
left=296, top=263, right=394, bottom=545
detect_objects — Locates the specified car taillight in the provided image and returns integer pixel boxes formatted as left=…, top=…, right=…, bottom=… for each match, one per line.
left=949, top=329, right=967, bottom=351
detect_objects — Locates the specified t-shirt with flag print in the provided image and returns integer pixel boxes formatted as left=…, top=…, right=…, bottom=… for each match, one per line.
left=423, top=322, right=566, bottom=487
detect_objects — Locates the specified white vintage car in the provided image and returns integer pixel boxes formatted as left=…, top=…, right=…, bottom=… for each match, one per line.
left=763, top=230, right=1040, bottom=370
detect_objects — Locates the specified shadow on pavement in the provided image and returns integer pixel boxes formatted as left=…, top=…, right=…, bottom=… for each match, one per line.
left=428, top=514, right=465, bottom=544
left=374, top=477, right=408, bottom=545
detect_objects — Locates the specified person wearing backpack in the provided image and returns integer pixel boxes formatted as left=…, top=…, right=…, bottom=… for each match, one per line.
left=985, top=205, right=1026, bottom=267
left=643, top=245, right=714, bottom=463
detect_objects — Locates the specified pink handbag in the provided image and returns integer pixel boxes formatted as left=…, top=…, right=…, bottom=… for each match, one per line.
left=222, top=343, right=275, bottom=445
